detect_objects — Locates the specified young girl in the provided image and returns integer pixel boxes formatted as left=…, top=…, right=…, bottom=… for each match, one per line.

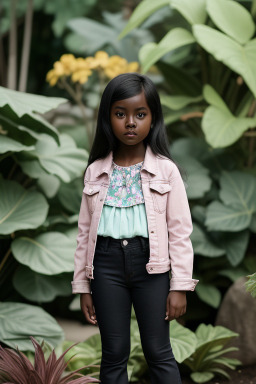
left=71, top=73, right=199, bottom=384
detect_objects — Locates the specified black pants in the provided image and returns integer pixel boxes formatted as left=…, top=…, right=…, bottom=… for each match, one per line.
left=91, top=235, right=182, bottom=384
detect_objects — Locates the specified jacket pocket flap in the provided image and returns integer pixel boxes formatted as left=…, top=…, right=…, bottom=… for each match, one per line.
left=149, top=183, right=172, bottom=194
left=83, top=184, right=101, bottom=195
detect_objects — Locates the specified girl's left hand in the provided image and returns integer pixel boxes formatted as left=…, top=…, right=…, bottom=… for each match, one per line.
left=165, top=291, right=187, bottom=321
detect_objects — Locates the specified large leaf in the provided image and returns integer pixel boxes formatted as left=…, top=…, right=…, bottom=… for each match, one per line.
left=219, top=230, right=250, bottom=266
left=0, top=179, right=49, bottom=235
left=160, top=94, right=203, bottom=110
left=203, top=84, right=229, bottom=113
left=171, top=156, right=211, bottom=199
left=171, top=0, right=207, bottom=25
left=0, top=136, right=35, bottom=154
left=202, top=105, right=256, bottom=148
left=57, top=178, right=83, bottom=214
left=0, top=302, right=64, bottom=351
left=206, top=0, right=255, bottom=44
left=11, top=232, right=76, bottom=275
left=13, top=265, right=72, bottom=302
left=195, top=324, right=238, bottom=349
left=196, top=284, right=221, bottom=308
left=219, top=171, right=256, bottom=212
left=118, top=0, right=170, bottom=39
left=26, top=133, right=88, bottom=183
left=139, top=28, right=195, bottom=73
left=193, top=25, right=256, bottom=97
left=0, top=113, right=59, bottom=145
left=0, top=86, right=67, bottom=118
left=191, top=223, right=225, bottom=258
left=170, top=320, right=197, bottom=363
left=191, top=372, right=214, bottom=383
left=205, top=201, right=252, bottom=231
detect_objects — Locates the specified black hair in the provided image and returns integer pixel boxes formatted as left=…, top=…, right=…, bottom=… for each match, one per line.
left=84, top=72, right=185, bottom=179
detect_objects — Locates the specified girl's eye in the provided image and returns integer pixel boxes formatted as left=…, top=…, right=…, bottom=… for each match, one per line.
left=116, top=112, right=124, bottom=117
left=137, top=112, right=146, bottom=118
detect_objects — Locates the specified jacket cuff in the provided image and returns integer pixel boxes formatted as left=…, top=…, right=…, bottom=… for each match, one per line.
left=169, top=278, right=199, bottom=291
left=71, top=280, right=91, bottom=294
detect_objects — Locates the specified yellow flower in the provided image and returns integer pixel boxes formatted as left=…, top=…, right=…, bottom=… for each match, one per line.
left=71, top=68, right=92, bottom=84
left=46, top=69, right=58, bottom=86
left=126, top=62, right=140, bottom=72
left=93, top=51, right=110, bottom=69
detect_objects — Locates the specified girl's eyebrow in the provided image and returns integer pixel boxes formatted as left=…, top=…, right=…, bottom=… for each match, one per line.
left=114, top=106, right=148, bottom=111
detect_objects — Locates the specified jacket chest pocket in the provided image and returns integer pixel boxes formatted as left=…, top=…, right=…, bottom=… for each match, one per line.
left=83, top=184, right=102, bottom=214
left=149, top=183, right=172, bottom=213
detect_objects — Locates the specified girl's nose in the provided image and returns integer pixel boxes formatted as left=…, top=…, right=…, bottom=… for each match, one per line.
left=126, top=119, right=137, bottom=128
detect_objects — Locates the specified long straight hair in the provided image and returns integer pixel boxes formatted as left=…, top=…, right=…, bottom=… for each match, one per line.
left=84, top=72, right=185, bottom=179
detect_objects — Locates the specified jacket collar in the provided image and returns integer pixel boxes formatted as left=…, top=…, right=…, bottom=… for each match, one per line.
left=95, top=144, right=158, bottom=177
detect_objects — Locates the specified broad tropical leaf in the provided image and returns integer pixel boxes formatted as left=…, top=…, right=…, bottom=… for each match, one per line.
left=0, top=302, right=64, bottom=351
left=11, top=232, right=76, bottom=275
left=0, top=179, right=49, bottom=235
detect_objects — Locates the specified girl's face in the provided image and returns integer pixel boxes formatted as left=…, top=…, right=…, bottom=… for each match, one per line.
left=110, top=90, right=152, bottom=148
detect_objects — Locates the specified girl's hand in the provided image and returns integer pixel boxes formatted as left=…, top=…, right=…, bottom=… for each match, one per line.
left=165, top=291, right=187, bottom=321
left=80, top=293, right=98, bottom=325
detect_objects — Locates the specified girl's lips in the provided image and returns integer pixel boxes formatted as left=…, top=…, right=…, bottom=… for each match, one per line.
left=125, top=132, right=137, bottom=136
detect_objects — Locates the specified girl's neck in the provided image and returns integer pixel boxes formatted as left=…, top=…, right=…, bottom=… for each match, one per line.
left=113, top=143, right=146, bottom=167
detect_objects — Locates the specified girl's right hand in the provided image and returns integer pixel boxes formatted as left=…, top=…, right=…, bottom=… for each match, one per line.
left=80, top=293, right=98, bottom=325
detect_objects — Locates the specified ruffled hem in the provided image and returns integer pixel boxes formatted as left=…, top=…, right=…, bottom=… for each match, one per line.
left=97, top=203, right=149, bottom=239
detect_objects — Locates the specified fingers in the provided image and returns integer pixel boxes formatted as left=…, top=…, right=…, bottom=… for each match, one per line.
left=165, top=305, right=187, bottom=321
left=80, top=293, right=98, bottom=326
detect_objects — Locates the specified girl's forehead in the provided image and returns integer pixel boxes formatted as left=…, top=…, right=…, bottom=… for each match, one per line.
left=111, top=92, right=149, bottom=108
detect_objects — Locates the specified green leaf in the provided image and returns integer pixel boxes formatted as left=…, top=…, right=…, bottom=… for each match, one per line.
left=0, top=302, right=64, bottom=351
left=170, top=320, right=197, bottom=363
left=13, top=265, right=72, bottom=302
left=0, top=136, right=35, bottom=154
left=191, top=371, right=214, bottom=383
left=118, top=0, right=170, bottom=39
left=206, top=0, right=255, bottom=44
left=37, top=174, right=60, bottom=198
left=245, top=272, right=256, bottom=298
left=30, top=133, right=88, bottom=183
left=0, top=86, right=67, bottom=118
left=220, top=230, right=250, bottom=266
left=171, top=156, right=211, bottom=199
left=11, top=232, right=76, bottom=275
left=171, top=0, right=207, bottom=25
left=203, top=84, right=229, bottom=112
left=191, top=223, right=225, bottom=258
left=0, top=179, right=49, bottom=235
left=195, top=324, right=239, bottom=349
left=196, top=284, right=221, bottom=308
left=193, top=25, right=256, bottom=97
left=57, top=178, right=83, bottom=214
left=219, top=171, right=256, bottom=212
left=139, top=28, right=195, bottom=73
left=160, top=94, right=203, bottom=110
left=205, top=201, right=252, bottom=231
left=202, top=105, right=256, bottom=148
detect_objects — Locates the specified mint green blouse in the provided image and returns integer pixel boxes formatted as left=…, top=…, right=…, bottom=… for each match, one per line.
left=97, top=161, right=149, bottom=239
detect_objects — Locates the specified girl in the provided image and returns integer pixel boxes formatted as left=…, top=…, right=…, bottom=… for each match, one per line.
left=71, top=73, right=198, bottom=384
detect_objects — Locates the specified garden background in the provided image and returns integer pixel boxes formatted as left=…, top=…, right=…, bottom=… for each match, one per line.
left=0, top=0, right=256, bottom=383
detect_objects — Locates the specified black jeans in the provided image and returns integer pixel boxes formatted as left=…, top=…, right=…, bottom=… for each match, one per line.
left=91, top=235, right=182, bottom=384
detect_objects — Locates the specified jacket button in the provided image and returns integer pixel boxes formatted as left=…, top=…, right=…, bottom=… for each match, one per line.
left=149, top=267, right=153, bottom=271
left=151, top=231, right=154, bottom=233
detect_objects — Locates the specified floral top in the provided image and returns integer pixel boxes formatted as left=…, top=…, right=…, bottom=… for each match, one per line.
left=104, top=161, right=145, bottom=207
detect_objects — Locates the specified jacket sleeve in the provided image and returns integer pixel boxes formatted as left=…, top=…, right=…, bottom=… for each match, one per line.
left=71, top=178, right=92, bottom=294
left=167, top=164, right=199, bottom=291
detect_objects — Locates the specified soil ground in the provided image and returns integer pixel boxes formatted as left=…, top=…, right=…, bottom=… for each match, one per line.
left=181, top=365, right=256, bottom=384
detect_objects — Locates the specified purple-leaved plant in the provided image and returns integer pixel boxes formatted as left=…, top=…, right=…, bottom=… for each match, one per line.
left=0, top=336, right=100, bottom=384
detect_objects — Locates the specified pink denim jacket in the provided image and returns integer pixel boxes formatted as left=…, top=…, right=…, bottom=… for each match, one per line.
left=71, top=144, right=199, bottom=294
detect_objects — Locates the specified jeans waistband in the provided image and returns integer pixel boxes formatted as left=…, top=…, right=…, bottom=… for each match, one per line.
left=96, top=235, right=149, bottom=252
